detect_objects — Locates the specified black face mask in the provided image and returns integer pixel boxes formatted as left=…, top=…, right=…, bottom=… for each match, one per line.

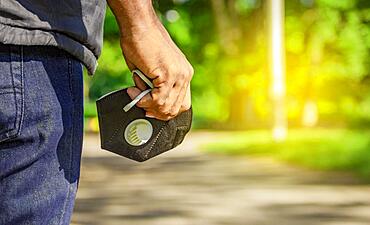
left=96, top=70, right=193, bottom=162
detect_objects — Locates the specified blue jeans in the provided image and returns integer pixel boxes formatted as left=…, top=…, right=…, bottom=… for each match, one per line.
left=0, top=44, right=84, bottom=225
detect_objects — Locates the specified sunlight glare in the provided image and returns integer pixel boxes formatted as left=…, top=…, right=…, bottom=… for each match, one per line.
left=269, top=0, right=287, bottom=141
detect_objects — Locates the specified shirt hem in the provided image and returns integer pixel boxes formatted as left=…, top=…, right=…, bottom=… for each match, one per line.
left=0, top=22, right=97, bottom=75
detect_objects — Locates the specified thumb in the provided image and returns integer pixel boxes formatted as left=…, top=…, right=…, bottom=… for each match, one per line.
left=127, top=87, right=141, bottom=100
left=127, top=87, right=153, bottom=109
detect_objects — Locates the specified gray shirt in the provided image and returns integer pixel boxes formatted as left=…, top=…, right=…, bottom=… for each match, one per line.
left=0, top=0, right=106, bottom=75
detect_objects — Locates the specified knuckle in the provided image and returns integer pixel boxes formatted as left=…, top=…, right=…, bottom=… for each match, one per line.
left=169, top=109, right=179, bottom=117
left=157, top=105, right=165, bottom=112
left=152, top=69, right=170, bottom=86
left=151, top=67, right=165, bottom=77
left=151, top=93, right=165, bottom=106
left=181, top=71, right=192, bottom=83
left=179, top=71, right=189, bottom=83
left=177, top=74, right=186, bottom=83
left=158, top=105, right=171, bottom=115
left=168, top=64, right=178, bottom=74
left=154, top=98, right=165, bottom=107
left=160, top=72, right=169, bottom=82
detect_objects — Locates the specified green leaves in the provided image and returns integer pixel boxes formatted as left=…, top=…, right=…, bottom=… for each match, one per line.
left=87, top=0, right=370, bottom=128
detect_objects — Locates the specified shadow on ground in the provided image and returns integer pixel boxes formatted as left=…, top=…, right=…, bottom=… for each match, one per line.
left=72, top=132, right=370, bottom=225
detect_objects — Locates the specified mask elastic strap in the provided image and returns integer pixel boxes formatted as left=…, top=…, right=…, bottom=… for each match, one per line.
left=132, top=69, right=154, bottom=89
left=123, top=69, right=154, bottom=112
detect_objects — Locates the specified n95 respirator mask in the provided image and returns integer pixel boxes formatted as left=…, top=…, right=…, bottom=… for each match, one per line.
left=96, top=70, right=193, bottom=162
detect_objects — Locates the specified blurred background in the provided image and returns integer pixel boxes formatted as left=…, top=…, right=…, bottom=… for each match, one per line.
left=72, top=0, right=370, bottom=224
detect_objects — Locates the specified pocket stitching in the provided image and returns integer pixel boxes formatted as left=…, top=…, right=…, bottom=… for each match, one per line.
left=17, top=45, right=25, bottom=137
left=0, top=46, right=24, bottom=142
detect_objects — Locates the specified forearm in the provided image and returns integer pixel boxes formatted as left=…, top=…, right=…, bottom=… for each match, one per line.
left=107, top=0, right=193, bottom=120
left=107, top=0, right=157, bottom=35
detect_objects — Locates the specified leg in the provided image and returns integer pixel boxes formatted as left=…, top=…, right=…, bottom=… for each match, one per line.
left=0, top=44, right=84, bottom=225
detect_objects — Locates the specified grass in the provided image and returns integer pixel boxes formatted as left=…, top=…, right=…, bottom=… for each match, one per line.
left=201, top=129, right=370, bottom=178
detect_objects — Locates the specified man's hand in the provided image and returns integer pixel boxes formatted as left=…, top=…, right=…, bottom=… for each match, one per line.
left=107, top=0, right=193, bottom=121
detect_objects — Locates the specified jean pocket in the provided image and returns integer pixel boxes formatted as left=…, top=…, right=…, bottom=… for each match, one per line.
left=0, top=46, right=24, bottom=143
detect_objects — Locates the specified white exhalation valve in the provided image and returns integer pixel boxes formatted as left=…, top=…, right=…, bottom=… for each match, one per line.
left=124, top=119, right=153, bottom=146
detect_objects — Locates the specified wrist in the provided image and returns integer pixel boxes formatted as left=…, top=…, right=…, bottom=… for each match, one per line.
left=110, top=0, right=158, bottom=36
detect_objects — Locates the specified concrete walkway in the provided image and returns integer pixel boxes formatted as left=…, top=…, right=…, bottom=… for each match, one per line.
left=72, top=132, right=370, bottom=225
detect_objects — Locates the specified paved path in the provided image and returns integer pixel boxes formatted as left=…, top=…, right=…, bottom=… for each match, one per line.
left=72, top=132, right=370, bottom=225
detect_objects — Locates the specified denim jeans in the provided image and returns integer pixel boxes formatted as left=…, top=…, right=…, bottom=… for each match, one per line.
left=0, top=44, right=84, bottom=225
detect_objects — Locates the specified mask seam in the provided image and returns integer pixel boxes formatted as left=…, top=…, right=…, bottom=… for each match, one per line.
left=144, top=123, right=167, bottom=159
left=106, top=125, right=122, bottom=145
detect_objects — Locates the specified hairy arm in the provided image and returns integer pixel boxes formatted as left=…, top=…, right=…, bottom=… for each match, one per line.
left=107, top=0, right=193, bottom=120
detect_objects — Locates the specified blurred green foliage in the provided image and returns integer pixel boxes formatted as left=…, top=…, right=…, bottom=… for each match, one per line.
left=85, top=0, right=370, bottom=130
left=203, top=129, right=370, bottom=179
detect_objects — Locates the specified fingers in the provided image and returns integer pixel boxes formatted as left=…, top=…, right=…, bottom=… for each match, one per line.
left=157, top=82, right=183, bottom=118
left=127, top=85, right=191, bottom=122
left=150, top=69, right=175, bottom=105
left=150, top=66, right=193, bottom=119
left=151, top=64, right=192, bottom=113
left=125, top=57, right=193, bottom=121
left=119, top=19, right=194, bottom=121
left=146, top=85, right=191, bottom=121
left=127, top=87, right=142, bottom=101
left=168, top=82, right=188, bottom=117
left=127, top=87, right=153, bottom=108
left=145, top=110, right=172, bottom=121
left=181, top=85, right=192, bottom=111
left=127, top=85, right=182, bottom=121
